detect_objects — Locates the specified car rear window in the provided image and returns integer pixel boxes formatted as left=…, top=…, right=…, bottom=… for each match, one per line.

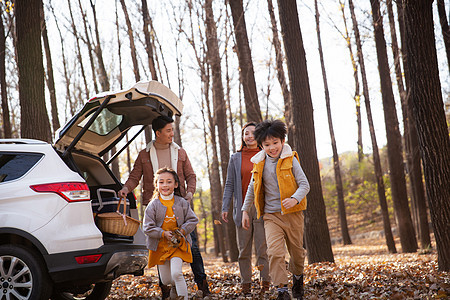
left=0, top=152, right=43, bottom=183
left=78, top=108, right=123, bottom=136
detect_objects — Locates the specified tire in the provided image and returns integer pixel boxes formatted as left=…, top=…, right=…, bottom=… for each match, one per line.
left=51, top=281, right=113, bottom=300
left=0, top=244, right=52, bottom=300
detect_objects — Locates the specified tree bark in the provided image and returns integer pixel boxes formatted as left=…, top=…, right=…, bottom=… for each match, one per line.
left=349, top=0, right=397, bottom=253
left=142, top=0, right=158, bottom=80
left=227, top=0, right=262, bottom=123
left=205, top=0, right=237, bottom=262
left=403, top=0, right=450, bottom=271
left=370, top=0, right=418, bottom=253
left=120, top=0, right=140, bottom=83
left=277, top=0, right=334, bottom=263
left=315, top=0, right=352, bottom=245
left=16, top=0, right=51, bottom=142
left=40, top=0, right=59, bottom=134
left=388, top=0, right=431, bottom=249
left=0, top=9, right=11, bottom=138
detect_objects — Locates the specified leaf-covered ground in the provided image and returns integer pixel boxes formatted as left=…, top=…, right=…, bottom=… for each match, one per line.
left=106, top=237, right=449, bottom=299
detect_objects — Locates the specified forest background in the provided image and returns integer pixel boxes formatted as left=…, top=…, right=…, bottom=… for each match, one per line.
left=1, top=0, right=450, bottom=297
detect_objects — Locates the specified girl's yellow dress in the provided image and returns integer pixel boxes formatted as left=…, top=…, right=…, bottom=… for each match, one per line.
left=148, top=197, right=192, bottom=268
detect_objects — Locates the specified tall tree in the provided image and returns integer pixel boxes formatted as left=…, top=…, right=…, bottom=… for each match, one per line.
left=387, top=0, right=430, bottom=249
left=349, top=0, right=397, bottom=253
left=40, top=0, right=59, bottom=134
left=403, top=0, right=450, bottom=271
left=227, top=0, right=262, bottom=123
left=16, top=0, right=51, bottom=142
left=0, top=5, right=11, bottom=138
left=339, top=0, right=363, bottom=162
left=142, top=0, right=158, bottom=80
left=267, top=0, right=293, bottom=143
left=277, top=0, right=334, bottom=263
left=204, top=0, right=238, bottom=262
left=437, top=0, right=450, bottom=73
left=315, top=0, right=352, bottom=246
left=370, top=0, right=417, bottom=253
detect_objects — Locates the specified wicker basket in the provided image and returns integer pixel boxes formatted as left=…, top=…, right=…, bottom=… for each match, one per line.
left=96, top=196, right=141, bottom=236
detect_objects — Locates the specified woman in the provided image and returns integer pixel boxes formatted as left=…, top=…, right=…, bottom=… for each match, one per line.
left=221, top=122, right=270, bottom=295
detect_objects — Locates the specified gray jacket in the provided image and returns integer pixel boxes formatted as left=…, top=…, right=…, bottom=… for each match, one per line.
left=143, top=195, right=198, bottom=251
left=222, top=152, right=248, bottom=227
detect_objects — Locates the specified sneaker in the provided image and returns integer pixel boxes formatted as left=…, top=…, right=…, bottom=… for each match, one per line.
left=277, top=290, right=291, bottom=300
left=197, top=279, right=211, bottom=296
left=160, top=284, right=171, bottom=299
left=292, top=275, right=304, bottom=299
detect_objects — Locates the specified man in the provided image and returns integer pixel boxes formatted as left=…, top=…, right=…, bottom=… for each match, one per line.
left=119, top=115, right=211, bottom=298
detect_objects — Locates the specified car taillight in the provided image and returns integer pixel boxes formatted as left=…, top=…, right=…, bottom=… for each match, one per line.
left=75, top=254, right=102, bottom=264
left=30, top=182, right=90, bottom=202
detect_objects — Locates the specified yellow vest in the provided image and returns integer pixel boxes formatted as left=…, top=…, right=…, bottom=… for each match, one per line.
left=252, top=151, right=307, bottom=219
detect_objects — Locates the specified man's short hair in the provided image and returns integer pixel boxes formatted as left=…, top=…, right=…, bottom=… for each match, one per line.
left=254, top=119, right=287, bottom=146
left=152, top=115, right=174, bottom=133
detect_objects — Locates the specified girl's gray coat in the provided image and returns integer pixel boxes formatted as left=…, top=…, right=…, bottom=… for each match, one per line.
left=143, top=195, right=198, bottom=251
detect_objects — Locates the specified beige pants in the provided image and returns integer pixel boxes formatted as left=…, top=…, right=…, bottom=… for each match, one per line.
left=263, top=211, right=306, bottom=286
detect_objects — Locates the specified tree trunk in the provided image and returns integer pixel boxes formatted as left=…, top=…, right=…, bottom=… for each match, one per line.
left=339, top=0, right=363, bottom=162
left=16, top=0, right=51, bottom=142
left=80, top=0, right=98, bottom=94
left=403, top=0, right=450, bottom=271
left=228, top=0, right=262, bottom=123
left=277, top=0, right=334, bottom=263
left=388, top=0, right=431, bottom=249
left=349, top=0, right=397, bottom=253
left=267, top=0, right=293, bottom=143
left=142, top=0, right=158, bottom=80
left=315, top=0, right=352, bottom=245
left=437, top=0, right=450, bottom=74
left=0, top=9, right=11, bottom=138
left=205, top=0, right=238, bottom=262
left=40, top=0, right=59, bottom=134
left=49, top=0, right=72, bottom=115
left=370, top=0, right=418, bottom=253
left=67, top=0, right=88, bottom=102
left=120, top=0, right=140, bottom=83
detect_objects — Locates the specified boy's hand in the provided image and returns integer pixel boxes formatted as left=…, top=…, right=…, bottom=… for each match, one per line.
left=242, top=211, right=250, bottom=230
left=282, top=197, right=299, bottom=210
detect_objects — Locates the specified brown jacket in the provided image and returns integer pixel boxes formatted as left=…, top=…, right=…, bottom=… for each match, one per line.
left=123, top=145, right=196, bottom=205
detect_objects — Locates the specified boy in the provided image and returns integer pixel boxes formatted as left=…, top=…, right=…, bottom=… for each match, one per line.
left=242, top=119, right=310, bottom=300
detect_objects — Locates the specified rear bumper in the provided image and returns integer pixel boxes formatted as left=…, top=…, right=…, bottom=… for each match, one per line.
left=44, top=243, right=148, bottom=286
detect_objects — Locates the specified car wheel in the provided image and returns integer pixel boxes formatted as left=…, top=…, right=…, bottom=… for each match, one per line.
left=51, top=281, right=113, bottom=300
left=0, top=244, right=52, bottom=300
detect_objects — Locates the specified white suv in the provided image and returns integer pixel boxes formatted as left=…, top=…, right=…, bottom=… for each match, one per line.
left=0, top=81, right=183, bottom=300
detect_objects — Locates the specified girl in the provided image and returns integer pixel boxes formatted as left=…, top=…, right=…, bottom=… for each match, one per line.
left=143, top=167, right=198, bottom=300
left=221, top=122, right=270, bottom=294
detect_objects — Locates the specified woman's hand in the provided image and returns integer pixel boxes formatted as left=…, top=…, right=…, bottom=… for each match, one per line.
left=222, top=211, right=229, bottom=223
left=242, top=211, right=250, bottom=230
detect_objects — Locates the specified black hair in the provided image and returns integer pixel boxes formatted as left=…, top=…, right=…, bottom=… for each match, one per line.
left=254, top=119, right=287, bottom=146
left=237, top=121, right=259, bottom=152
left=152, top=115, right=174, bottom=134
left=151, top=167, right=182, bottom=200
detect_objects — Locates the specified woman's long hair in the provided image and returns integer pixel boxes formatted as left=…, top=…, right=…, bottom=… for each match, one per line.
left=237, top=121, right=259, bottom=152
left=151, top=167, right=183, bottom=200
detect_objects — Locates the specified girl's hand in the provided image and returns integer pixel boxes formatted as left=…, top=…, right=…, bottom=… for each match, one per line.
left=242, top=211, right=250, bottom=230
left=163, top=231, right=173, bottom=240
left=282, top=197, right=298, bottom=210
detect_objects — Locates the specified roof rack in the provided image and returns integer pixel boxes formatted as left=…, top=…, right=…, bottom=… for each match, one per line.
left=0, top=139, right=48, bottom=144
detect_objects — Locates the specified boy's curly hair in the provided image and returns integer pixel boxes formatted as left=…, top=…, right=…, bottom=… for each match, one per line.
left=254, top=119, right=287, bottom=146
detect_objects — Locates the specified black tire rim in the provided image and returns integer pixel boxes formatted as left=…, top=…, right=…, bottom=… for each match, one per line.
left=0, top=255, right=33, bottom=299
